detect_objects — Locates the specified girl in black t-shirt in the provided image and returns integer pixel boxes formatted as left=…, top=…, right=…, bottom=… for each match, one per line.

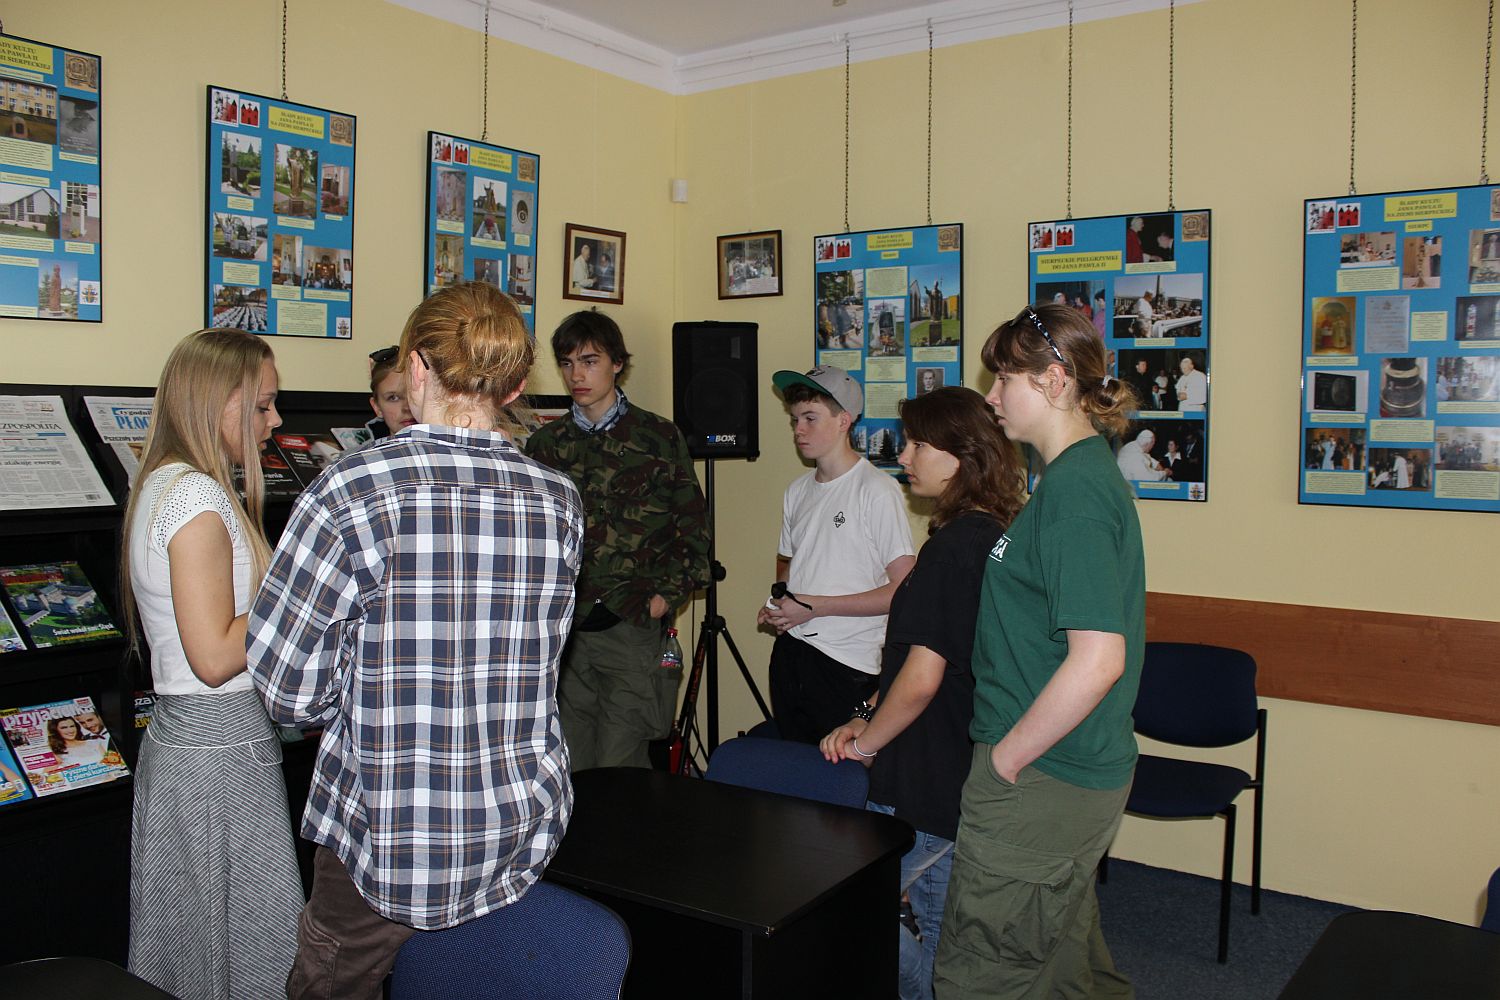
left=820, top=386, right=1024, bottom=1000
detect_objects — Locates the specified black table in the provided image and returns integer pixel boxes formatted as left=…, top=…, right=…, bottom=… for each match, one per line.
left=546, top=767, right=913, bottom=999
left=2, top=957, right=178, bottom=998
left=1278, top=910, right=1500, bottom=999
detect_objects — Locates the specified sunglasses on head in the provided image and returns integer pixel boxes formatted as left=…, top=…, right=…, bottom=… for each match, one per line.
left=1022, top=307, right=1067, bottom=366
left=369, top=346, right=399, bottom=364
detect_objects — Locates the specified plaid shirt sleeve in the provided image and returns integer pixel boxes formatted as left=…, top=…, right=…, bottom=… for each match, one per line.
left=247, top=488, right=361, bottom=728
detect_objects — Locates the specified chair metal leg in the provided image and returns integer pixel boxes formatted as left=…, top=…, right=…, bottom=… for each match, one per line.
left=1219, top=804, right=1236, bottom=964
left=1251, top=780, right=1263, bottom=916
left=1251, top=707, right=1267, bottom=916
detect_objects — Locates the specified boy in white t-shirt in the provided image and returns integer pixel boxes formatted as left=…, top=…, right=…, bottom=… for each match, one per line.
left=758, top=365, right=916, bottom=744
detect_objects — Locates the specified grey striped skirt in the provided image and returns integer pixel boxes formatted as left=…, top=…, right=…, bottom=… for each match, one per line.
left=128, top=689, right=303, bottom=1000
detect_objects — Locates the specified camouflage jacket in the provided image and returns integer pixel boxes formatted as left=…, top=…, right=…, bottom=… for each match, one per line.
left=524, top=405, right=710, bottom=626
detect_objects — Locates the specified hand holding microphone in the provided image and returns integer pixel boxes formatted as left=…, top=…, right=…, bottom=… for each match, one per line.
left=770, top=581, right=813, bottom=611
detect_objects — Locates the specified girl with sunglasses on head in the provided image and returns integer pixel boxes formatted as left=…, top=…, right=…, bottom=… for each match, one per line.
left=821, top=386, right=1025, bottom=1000
left=933, top=304, right=1144, bottom=1000
left=365, top=345, right=415, bottom=439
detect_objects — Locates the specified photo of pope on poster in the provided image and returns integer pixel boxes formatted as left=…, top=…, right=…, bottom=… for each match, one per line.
left=1029, top=209, right=1213, bottom=502
left=1300, top=182, right=1500, bottom=514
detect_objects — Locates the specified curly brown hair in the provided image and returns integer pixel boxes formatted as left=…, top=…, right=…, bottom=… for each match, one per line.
left=899, top=387, right=1025, bottom=532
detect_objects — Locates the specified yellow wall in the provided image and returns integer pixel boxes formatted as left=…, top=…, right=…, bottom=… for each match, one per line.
left=675, top=0, right=1500, bottom=925
left=2, top=0, right=679, bottom=402
left=5, top=0, right=1497, bottom=924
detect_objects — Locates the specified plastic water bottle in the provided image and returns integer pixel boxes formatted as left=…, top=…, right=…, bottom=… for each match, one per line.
left=660, top=627, right=683, bottom=671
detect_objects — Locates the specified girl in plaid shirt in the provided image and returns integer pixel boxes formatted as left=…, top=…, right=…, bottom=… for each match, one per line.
left=249, top=284, right=584, bottom=1000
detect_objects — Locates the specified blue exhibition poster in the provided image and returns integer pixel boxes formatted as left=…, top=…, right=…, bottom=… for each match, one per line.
left=204, top=86, right=355, bottom=339
left=0, top=33, right=101, bottom=322
left=812, top=223, right=963, bottom=474
left=1028, top=210, right=1213, bottom=502
left=425, top=131, right=539, bottom=335
left=1300, top=184, right=1500, bottom=513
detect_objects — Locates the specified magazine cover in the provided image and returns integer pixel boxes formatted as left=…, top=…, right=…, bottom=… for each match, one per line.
left=0, top=561, right=121, bottom=648
left=0, top=600, right=25, bottom=653
left=257, top=439, right=303, bottom=498
left=233, top=441, right=301, bottom=499
left=0, top=734, right=33, bottom=806
left=133, top=690, right=156, bottom=731
left=272, top=432, right=344, bottom=488
left=329, top=426, right=372, bottom=451
left=0, top=696, right=129, bottom=797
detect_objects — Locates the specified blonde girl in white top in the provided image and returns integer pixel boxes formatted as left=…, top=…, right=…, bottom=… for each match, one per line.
left=120, top=328, right=303, bottom=1000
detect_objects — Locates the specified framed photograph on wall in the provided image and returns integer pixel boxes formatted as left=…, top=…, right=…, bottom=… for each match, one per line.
left=717, top=229, right=782, bottom=299
left=563, top=223, right=625, bottom=305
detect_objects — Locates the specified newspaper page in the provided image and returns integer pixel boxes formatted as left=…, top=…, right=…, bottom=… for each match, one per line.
left=82, top=395, right=154, bottom=487
left=0, top=395, right=113, bottom=510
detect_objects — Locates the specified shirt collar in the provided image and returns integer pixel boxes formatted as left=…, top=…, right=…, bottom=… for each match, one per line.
left=571, top=388, right=630, bottom=434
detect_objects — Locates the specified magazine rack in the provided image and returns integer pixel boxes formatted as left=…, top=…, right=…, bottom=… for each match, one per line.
left=0, top=381, right=374, bottom=964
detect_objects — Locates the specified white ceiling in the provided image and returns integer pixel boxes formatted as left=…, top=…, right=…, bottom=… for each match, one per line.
left=390, top=0, right=1194, bottom=93
left=517, top=0, right=941, bottom=55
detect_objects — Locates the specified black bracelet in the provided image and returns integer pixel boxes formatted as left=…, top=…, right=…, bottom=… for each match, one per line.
left=850, top=700, right=874, bottom=722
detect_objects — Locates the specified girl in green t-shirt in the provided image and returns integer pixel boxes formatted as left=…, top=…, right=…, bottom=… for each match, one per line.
left=934, top=303, right=1145, bottom=1000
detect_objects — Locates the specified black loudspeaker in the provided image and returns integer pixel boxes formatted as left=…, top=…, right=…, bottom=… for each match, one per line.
left=672, top=321, right=759, bottom=460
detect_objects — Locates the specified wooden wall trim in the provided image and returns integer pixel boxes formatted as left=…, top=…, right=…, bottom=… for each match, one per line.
left=1145, top=592, right=1500, bottom=728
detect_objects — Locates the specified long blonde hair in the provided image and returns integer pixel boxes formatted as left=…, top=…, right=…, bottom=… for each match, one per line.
left=120, top=329, right=275, bottom=650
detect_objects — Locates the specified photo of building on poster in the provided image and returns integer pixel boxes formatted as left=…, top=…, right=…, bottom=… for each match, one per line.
left=425, top=132, right=540, bottom=335
left=812, top=224, right=963, bottom=476
left=1301, top=184, right=1500, bottom=513
left=0, top=34, right=102, bottom=321
left=1029, top=209, right=1212, bottom=502
left=203, top=86, right=355, bottom=339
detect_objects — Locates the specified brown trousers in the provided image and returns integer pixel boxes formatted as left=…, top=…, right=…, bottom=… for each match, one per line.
left=287, top=846, right=417, bottom=1000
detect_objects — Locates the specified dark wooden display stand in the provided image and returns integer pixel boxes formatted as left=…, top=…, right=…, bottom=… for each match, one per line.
left=0, top=383, right=372, bottom=965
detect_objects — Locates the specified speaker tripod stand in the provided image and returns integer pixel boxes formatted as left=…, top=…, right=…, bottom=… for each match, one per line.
left=667, top=459, right=770, bottom=775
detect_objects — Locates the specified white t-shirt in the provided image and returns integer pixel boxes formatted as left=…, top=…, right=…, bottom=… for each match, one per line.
left=130, top=464, right=254, bottom=695
left=779, top=458, right=915, bottom=674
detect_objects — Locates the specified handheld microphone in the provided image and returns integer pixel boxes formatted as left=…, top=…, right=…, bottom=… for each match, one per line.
left=769, top=582, right=813, bottom=611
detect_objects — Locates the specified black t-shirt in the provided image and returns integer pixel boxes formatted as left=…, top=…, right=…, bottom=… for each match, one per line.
left=867, top=510, right=1002, bottom=841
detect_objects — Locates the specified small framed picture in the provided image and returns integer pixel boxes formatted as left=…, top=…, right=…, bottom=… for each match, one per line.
left=717, top=229, right=783, bottom=299
left=563, top=223, right=626, bottom=305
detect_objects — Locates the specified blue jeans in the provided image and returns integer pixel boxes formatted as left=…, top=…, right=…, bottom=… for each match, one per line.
left=870, top=801, right=955, bottom=1000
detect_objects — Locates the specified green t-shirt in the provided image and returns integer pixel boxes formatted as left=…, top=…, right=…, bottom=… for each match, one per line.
left=969, top=434, right=1145, bottom=790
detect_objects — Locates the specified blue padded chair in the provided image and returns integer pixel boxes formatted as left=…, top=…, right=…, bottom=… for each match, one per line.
left=743, top=718, right=781, bottom=740
left=389, top=880, right=630, bottom=1000
left=706, top=735, right=869, bottom=808
left=1124, top=641, right=1266, bottom=964
left=1483, top=866, right=1500, bottom=933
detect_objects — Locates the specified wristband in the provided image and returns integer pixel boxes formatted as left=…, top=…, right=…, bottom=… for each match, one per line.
left=850, top=700, right=875, bottom=723
left=850, top=738, right=878, bottom=759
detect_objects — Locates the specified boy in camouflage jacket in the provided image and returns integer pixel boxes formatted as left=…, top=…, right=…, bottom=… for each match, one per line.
left=525, top=311, right=710, bottom=769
